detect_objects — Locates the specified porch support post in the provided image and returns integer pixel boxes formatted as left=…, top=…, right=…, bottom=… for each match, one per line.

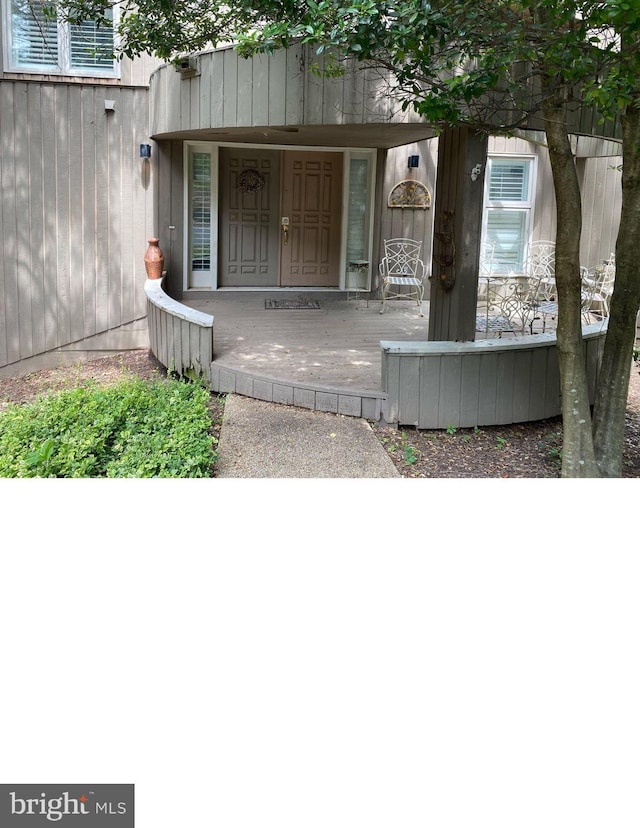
left=428, top=127, right=488, bottom=341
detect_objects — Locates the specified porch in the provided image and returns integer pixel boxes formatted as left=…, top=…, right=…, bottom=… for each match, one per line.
left=146, top=282, right=609, bottom=427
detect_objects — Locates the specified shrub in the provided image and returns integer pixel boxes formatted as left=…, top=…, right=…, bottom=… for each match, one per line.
left=0, top=378, right=216, bottom=478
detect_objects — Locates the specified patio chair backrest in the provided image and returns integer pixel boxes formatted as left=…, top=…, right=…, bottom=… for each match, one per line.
left=479, top=241, right=497, bottom=278
left=382, top=238, right=424, bottom=277
left=582, top=256, right=616, bottom=316
left=524, top=240, right=556, bottom=301
left=524, top=240, right=555, bottom=278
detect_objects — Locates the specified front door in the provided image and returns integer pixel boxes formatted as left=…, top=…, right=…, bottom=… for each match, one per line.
left=218, top=147, right=281, bottom=287
left=280, top=151, right=343, bottom=287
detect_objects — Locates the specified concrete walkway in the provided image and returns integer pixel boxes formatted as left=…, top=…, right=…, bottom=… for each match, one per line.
left=215, top=394, right=400, bottom=478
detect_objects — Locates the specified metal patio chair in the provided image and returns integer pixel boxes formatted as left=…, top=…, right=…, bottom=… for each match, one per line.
left=379, top=238, right=427, bottom=315
left=581, top=256, right=615, bottom=320
left=509, top=240, right=557, bottom=333
left=476, top=241, right=515, bottom=337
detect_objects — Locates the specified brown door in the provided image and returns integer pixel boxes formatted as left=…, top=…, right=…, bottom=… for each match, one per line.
left=280, top=151, right=343, bottom=287
left=218, top=148, right=281, bottom=287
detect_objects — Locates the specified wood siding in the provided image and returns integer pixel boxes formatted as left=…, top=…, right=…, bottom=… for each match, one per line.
left=145, top=278, right=213, bottom=382
left=381, top=324, right=606, bottom=429
left=150, top=46, right=430, bottom=137
left=0, top=79, right=155, bottom=369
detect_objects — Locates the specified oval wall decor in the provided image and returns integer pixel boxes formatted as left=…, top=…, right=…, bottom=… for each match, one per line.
left=388, top=179, right=431, bottom=209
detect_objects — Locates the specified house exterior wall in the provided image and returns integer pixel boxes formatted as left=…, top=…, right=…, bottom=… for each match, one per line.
left=0, top=56, right=161, bottom=368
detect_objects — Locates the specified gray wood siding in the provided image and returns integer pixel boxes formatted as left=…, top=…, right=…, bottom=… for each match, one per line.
left=381, top=324, right=606, bottom=429
left=145, top=278, right=213, bottom=382
left=150, top=46, right=428, bottom=136
left=378, top=139, right=438, bottom=297
left=0, top=79, right=155, bottom=369
left=580, top=155, right=621, bottom=267
left=156, top=140, right=185, bottom=299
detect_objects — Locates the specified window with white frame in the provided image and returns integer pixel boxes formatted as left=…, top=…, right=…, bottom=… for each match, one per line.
left=482, top=156, right=535, bottom=274
left=5, top=0, right=116, bottom=75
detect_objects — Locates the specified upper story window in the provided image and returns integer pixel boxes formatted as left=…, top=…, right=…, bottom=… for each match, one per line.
left=482, top=156, right=536, bottom=274
left=5, top=0, right=117, bottom=76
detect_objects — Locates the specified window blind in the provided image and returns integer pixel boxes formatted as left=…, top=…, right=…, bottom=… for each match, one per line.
left=70, top=11, right=114, bottom=69
left=11, top=0, right=58, bottom=68
left=485, top=210, right=527, bottom=272
left=191, top=152, right=212, bottom=271
left=488, top=160, right=529, bottom=202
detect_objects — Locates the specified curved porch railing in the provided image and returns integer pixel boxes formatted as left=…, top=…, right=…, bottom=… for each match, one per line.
left=381, top=322, right=608, bottom=429
left=145, top=277, right=214, bottom=383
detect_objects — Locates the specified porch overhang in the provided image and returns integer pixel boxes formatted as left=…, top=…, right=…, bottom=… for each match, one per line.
left=150, top=123, right=437, bottom=150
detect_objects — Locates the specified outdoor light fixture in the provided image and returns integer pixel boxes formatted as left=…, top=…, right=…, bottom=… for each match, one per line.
left=408, top=155, right=419, bottom=168
left=140, top=144, right=152, bottom=158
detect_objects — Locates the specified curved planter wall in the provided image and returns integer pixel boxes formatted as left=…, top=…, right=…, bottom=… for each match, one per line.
left=145, top=278, right=214, bottom=382
left=381, top=322, right=608, bottom=428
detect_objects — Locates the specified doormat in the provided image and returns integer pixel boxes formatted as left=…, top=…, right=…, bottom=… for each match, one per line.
left=265, top=298, right=321, bottom=310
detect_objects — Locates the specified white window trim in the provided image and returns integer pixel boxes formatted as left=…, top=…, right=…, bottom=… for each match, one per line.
left=2, top=0, right=119, bottom=77
left=340, top=149, right=377, bottom=291
left=184, top=142, right=219, bottom=291
left=482, top=153, right=537, bottom=275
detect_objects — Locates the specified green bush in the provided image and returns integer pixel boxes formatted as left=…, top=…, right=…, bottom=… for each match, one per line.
left=0, top=377, right=216, bottom=478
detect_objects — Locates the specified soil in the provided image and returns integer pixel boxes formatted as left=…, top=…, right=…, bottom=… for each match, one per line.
left=1, top=348, right=639, bottom=478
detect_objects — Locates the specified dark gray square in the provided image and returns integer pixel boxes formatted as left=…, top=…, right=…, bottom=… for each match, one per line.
left=0, top=785, right=134, bottom=827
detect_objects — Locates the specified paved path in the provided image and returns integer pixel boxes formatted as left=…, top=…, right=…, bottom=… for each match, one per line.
left=215, top=394, right=400, bottom=478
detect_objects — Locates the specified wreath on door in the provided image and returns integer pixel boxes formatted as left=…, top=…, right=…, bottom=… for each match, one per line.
left=238, top=168, right=265, bottom=193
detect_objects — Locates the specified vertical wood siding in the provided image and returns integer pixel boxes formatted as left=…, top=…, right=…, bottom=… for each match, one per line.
left=150, top=47, right=425, bottom=136
left=381, top=326, right=606, bottom=429
left=145, top=278, right=213, bottom=382
left=0, top=79, right=155, bottom=369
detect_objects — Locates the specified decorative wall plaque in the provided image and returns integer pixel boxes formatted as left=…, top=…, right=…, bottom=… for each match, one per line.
left=388, top=179, right=431, bottom=209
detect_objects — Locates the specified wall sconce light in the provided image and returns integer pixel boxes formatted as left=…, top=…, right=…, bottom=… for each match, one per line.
left=140, top=144, right=152, bottom=159
left=408, top=155, right=420, bottom=169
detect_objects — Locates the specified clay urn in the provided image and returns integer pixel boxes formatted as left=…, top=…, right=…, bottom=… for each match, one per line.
left=144, top=238, right=165, bottom=279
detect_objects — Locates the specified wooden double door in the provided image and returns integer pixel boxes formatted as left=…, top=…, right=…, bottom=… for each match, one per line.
left=218, top=148, right=343, bottom=288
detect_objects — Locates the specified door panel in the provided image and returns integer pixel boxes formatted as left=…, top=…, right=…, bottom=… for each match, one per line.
left=280, top=151, right=343, bottom=287
left=219, top=148, right=280, bottom=287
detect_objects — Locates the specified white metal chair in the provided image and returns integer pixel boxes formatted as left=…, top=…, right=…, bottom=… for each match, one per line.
left=378, top=238, right=427, bottom=315
left=581, top=255, right=615, bottom=320
left=476, top=241, right=515, bottom=336
left=521, top=240, right=557, bottom=332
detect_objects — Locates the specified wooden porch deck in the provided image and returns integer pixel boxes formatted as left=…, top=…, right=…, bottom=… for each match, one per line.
left=184, top=291, right=435, bottom=394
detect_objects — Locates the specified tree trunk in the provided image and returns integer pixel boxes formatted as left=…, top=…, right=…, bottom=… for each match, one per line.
left=543, top=101, right=600, bottom=477
left=592, top=101, right=640, bottom=476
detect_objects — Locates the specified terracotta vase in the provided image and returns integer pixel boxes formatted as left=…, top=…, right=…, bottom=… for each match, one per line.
left=144, top=238, right=165, bottom=279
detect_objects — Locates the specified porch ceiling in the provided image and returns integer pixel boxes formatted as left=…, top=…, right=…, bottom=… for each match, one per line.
left=151, top=123, right=437, bottom=150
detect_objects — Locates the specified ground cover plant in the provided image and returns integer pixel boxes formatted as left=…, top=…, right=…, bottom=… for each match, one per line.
left=0, top=375, right=217, bottom=478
